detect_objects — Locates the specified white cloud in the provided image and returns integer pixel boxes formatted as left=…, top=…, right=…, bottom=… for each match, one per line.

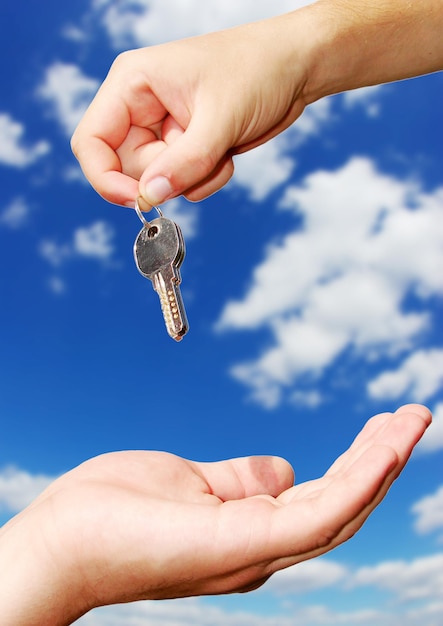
left=216, top=157, right=443, bottom=407
left=412, top=485, right=443, bottom=541
left=61, top=595, right=443, bottom=626
left=75, top=566, right=443, bottom=626
left=160, top=197, right=199, bottom=240
left=39, top=239, right=72, bottom=267
left=0, top=466, right=54, bottom=513
left=63, top=164, right=89, bottom=185
left=263, top=559, right=348, bottom=595
left=289, top=389, right=323, bottom=409
left=39, top=221, right=116, bottom=270
left=367, top=349, right=443, bottom=403
left=74, top=221, right=115, bottom=260
left=47, top=275, right=67, bottom=295
left=231, top=99, right=333, bottom=200
left=79, top=599, right=272, bottom=626
left=94, top=0, right=315, bottom=48
left=0, top=113, right=50, bottom=167
left=350, top=553, right=443, bottom=603
left=232, top=138, right=295, bottom=201
left=0, top=197, right=30, bottom=229
left=342, top=85, right=387, bottom=117
left=78, top=599, right=387, bottom=626
left=37, top=62, right=99, bottom=136
left=417, top=402, right=443, bottom=454
left=292, top=98, right=334, bottom=139
left=62, top=24, right=89, bottom=43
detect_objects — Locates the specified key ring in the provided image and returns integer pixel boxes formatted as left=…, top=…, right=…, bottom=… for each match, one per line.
left=135, top=197, right=163, bottom=227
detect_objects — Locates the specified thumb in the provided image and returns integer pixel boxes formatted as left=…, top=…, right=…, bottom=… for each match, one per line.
left=138, top=113, right=235, bottom=207
left=196, top=456, right=295, bottom=502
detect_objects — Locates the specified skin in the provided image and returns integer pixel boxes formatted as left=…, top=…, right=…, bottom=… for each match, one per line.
left=70, top=0, right=443, bottom=209
left=0, top=405, right=432, bottom=624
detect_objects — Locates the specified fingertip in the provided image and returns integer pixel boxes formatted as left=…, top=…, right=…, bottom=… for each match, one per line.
left=95, top=171, right=139, bottom=207
left=248, top=456, right=295, bottom=496
left=395, top=404, right=432, bottom=427
left=135, top=195, right=154, bottom=213
left=275, top=456, right=296, bottom=489
left=139, top=119, right=231, bottom=205
left=140, top=175, right=174, bottom=207
left=71, top=132, right=140, bottom=207
left=200, top=455, right=294, bottom=502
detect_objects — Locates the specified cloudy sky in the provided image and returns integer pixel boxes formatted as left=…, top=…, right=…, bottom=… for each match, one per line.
left=0, top=1, right=442, bottom=624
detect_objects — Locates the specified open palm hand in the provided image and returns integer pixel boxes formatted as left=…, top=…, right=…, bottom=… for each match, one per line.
left=11, top=403, right=429, bottom=625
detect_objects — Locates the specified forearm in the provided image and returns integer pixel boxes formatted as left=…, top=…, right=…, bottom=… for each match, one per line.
left=300, top=0, right=443, bottom=103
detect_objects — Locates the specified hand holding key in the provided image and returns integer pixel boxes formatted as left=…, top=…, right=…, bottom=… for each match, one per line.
left=70, top=3, right=443, bottom=209
left=134, top=202, right=188, bottom=341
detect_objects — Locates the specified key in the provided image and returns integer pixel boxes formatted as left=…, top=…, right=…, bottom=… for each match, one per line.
left=134, top=210, right=189, bottom=341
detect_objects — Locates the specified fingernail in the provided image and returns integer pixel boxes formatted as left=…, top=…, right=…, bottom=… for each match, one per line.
left=143, top=176, right=173, bottom=206
left=136, top=195, right=152, bottom=213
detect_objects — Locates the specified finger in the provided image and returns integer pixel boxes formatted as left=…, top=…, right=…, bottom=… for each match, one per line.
left=138, top=108, right=235, bottom=207
left=195, top=456, right=294, bottom=502
left=115, top=115, right=185, bottom=183
left=71, top=93, right=132, bottom=205
left=275, top=412, right=396, bottom=505
left=395, top=403, right=432, bottom=424
left=71, top=130, right=139, bottom=206
left=71, top=68, right=168, bottom=206
left=379, top=404, right=431, bottom=456
left=324, top=403, right=432, bottom=479
left=115, top=125, right=161, bottom=180
left=269, top=443, right=398, bottom=571
left=282, top=404, right=431, bottom=504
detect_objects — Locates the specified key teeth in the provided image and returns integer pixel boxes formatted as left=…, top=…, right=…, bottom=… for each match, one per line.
left=158, top=285, right=188, bottom=341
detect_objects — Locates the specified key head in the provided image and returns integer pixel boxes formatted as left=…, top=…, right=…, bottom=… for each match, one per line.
left=134, top=216, right=185, bottom=279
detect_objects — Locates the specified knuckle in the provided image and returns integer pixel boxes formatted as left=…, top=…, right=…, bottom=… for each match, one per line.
left=183, top=156, right=234, bottom=201
left=109, top=49, right=142, bottom=81
left=109, top=49, right=133, bottom=72
left=194, top=144, right=220, bottom=176
left=70, top=131, right=81, bottom=159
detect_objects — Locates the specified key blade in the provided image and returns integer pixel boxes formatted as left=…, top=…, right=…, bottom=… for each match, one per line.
left=153, top=267, right=189, bottom=341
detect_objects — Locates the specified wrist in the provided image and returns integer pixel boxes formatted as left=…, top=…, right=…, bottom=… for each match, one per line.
left=0, top=504, right=88, bottom=626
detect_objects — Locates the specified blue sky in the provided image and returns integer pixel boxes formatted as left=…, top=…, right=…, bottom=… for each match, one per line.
left=0, top=1, right=442, bottom=624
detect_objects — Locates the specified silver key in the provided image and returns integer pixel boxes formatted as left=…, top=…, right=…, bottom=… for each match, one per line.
left=134, top=206, right=189, bottom=341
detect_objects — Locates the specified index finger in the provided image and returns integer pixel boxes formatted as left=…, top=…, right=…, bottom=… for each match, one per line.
left=71, top=66, right=167, bottom=206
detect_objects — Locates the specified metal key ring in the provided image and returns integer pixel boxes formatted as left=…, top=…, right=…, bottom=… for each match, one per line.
left=135, top=197, right=163, bottom=226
